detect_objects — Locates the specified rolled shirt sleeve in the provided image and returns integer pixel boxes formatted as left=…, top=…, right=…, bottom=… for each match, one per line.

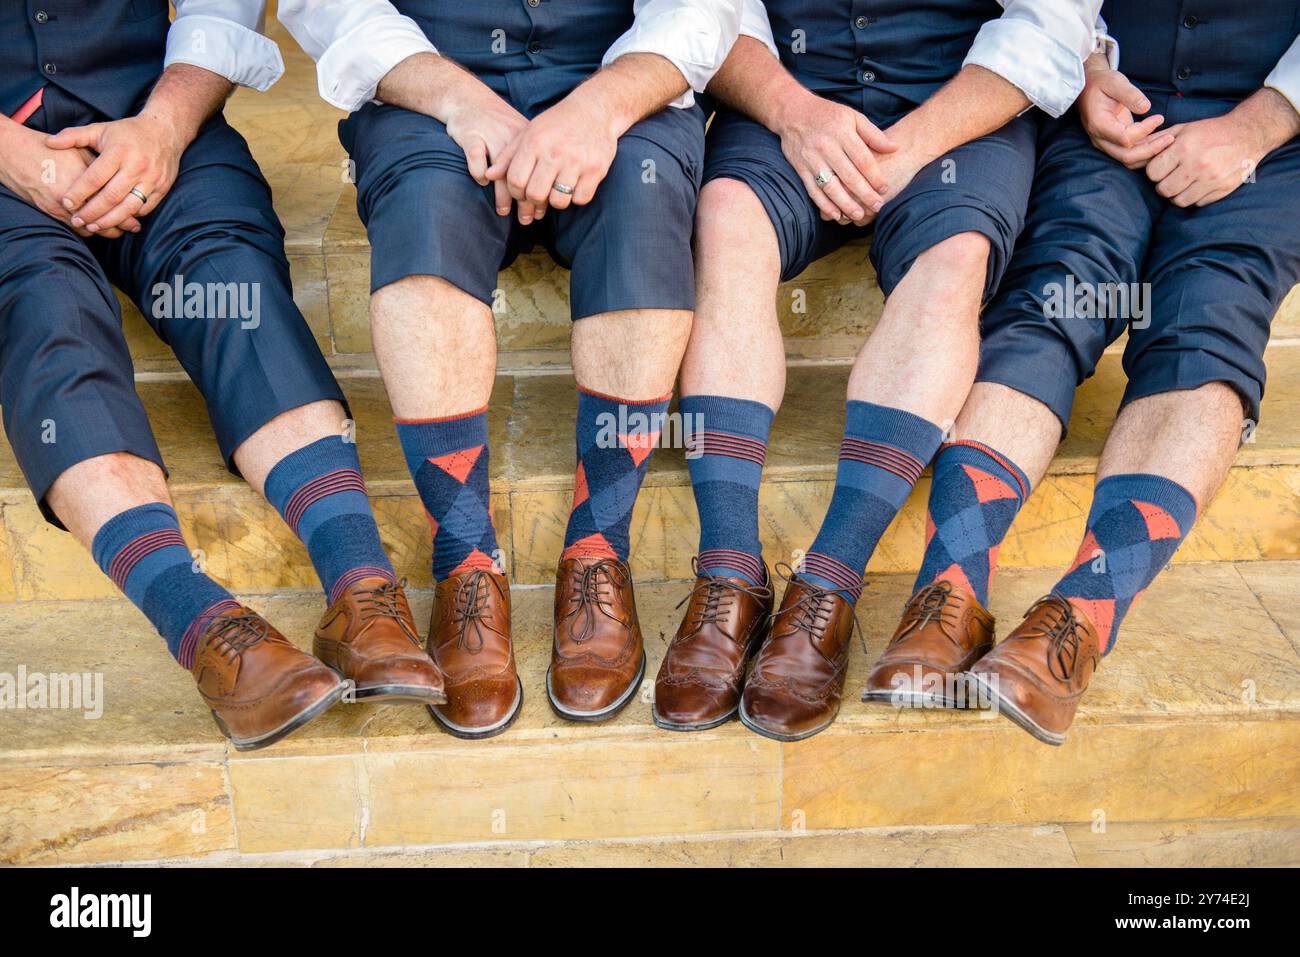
left=166, top=0, right=285, bottom=92
left=602, top=0, right=745, bottom=109
left=1265, top=34, right=1300, bottom=119
left=963, top=0, right=1104, bottom=118
left=277, top=0, right=438, bottom=111
left=739, top=0, right=779, bottom=58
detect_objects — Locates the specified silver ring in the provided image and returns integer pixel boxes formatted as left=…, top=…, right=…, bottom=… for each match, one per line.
left=813, top=169, right=836, bottom=188
left=552, top=182, right=575, bottom=195
left=129, top=186, right=149, bottom=204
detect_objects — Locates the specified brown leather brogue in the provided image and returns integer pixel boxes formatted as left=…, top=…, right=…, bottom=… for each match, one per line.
left=740, top=575, right=858, bottom=741
left=192, top=607, right=347, bottom=751
left=654, top=564, right=774, bottom=731
left=313, top=577, right=446, bottom=705
left=426, top=567, right=521, bottom=739
left=966, top=594, right=1102, bottom=746
left=548, top=555, right=645, bottom=722
left=863, top=580, right=994, bottom=708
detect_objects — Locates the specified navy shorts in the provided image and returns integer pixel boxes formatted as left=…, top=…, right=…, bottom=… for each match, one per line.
left=340, top=96, right=705, bottom=321
left=978, top=93, right=1300, bottom=429
left=701, top=99, right=1036, bottom=300
left=0, top=92, right=345, bottom=526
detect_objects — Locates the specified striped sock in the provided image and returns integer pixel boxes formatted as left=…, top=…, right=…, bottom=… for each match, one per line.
left=395, top=407, right=501, bottom=582
left=91, top=503, right=240, bottom=668
left=562, top=387, right=671, bottom=563
left=1053, top=473, right=1196, bottom=654
left=682, top=394, right=773, bottom=586
left=801, top=401, right=944, bottom=601
left=265, top=436, right=395, bottom=605
left=913, top=440, right=1031, bottom=606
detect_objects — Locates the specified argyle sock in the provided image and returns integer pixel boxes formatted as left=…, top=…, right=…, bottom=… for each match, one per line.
left=265, top=436, right=396, bottom=605
left=395, top=408, right=501, bottom=582
left=681, top=394, right=772, bottom=586
left=91, top=503, right=240, bottom=668
left=913, top=440, right=1031, bottom=606
left=1052, top=473, right=1196, bottom=654
left=801, top=401, right=944, bottom=601
left=562, top=387, right=671, bottom=563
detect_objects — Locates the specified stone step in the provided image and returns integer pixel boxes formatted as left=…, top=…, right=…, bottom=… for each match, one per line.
left=112, top=27, right=1300, bottom=372
left=2, top=562, right=1297, bottom=865
left=3, top=348, right=1299, bottom=600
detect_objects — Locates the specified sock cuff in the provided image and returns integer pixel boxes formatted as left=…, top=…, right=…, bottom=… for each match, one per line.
left=937, top=440, right=1031, bottom=501
left=394, top=408, right=490, bottom=458
left=1093, top=473, right=1198, bottom=530
left=265, top=436, right=362, bottom=507
left=91, top=502, right=181, bottom=571
left=844, top=401, right=945, bottom=453
left=577, top=385, right=672, bottom=407
left=680, top=394, right=775, bottom=440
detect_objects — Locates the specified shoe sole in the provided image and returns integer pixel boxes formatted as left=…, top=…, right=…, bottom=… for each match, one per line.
left=861, top=688, right=965, bottom=709
left=737, top=698, right=838, bottom=742
left=347, top=683, right=448, bottom=706
left=546, top=652, right=646, bottom=723
left=965, top=672, right=1066, bottom=746
left=211, top=678, right=350, bottom=752
left=652, top=704, right=738, bottom=732
left=427, top=677, right=524, bottom=740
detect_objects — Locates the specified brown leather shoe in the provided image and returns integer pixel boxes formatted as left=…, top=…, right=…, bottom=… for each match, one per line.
left=654, top=564, right=774, bottom=731
left=863, top=580, right=994, bottom=708
left=740, top=574, right=858, bottom=741
left=426, top=568, right=522, bottom=739
left=313, top=577, right=446, bottom=705
left=192, top=607, right=347, bottom=751
left=548, top=555, right=645, bottom=722
left=966, top=594, right=1102, bottom=746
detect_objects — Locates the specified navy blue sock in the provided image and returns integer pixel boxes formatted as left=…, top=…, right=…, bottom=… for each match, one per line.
left=92, top=503, right=240, bottom=667
left=265, top=436, right=395, bottom=605
left=802, top=401, right=944, bottom=601
left=682, top=394, right=773, bottom=586
left=563, top=388, right=671, bottom=562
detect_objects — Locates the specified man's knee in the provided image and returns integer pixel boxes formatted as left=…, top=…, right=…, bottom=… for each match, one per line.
left=695, top=178, right=776, bottom=256
left=916, top=231, right=992, bottom=274
left=371, top=275, right=490, bottom=321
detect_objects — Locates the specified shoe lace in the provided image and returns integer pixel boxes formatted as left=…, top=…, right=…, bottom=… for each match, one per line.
left=561, top=557, right=629, bottom=644
left=891, top=580, right=960, bottom=646
left=673, top=556, right=773, bottom=643
left=356, top=578, right=421, bottom=648
left=769, top=562, right=866, bottom=657
left=206, top=613, right=270, bottom=663
left=450, top=569, right=508, bottom=654
left=1020, top=595, right=1098, bottom=682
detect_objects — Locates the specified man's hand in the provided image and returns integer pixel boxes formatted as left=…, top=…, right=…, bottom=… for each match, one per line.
left=1145, top=88, right=1300, bottom=207
left=46, top=114, right=186, bottom=233
left=488, top=94, right=618, bottom=225
left=0, top=120, right=141, bottom=237
left=770, top=88, right=896, bottom=225
left=1078, top=57, right=1173, bottom=170
left=442, top=84, right=529, bottom=217
left=488, top=52, right=688, bottom=225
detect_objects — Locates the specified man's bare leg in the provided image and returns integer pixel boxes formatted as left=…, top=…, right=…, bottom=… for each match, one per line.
left=47, top=453, right=172, bottom=549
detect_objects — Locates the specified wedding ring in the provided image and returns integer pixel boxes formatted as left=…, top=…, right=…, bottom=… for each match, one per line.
left=552, top=182, right=575, bottom=195
left=813, top=169, right=836, bottom=187
left=129, top=186, right=149, bottom=204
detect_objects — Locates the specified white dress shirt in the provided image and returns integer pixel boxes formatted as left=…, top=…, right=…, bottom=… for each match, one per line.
left=164, top=0, right=285, bottom=92
left=741, top=1, right=1110, bottom=119
left=277, top=0, right=749, bottom=112
left=1264, top=35, right=1300, bottom=117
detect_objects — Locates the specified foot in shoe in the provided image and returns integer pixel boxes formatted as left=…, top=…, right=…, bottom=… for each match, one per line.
left=863, top=580, right=994, bottom=707
left=192, top=607, right=346, bottom=751
left=654, top=560, right=773, bottom=730
left=427, top=567, right=521, bottom=737
left=740, top=569, right=857, bottom=741
left=549, top=555, right=645, bottom=720
left=314, top=577, right=446, bottom=704
left=966, top=594, right=1101, bottom=745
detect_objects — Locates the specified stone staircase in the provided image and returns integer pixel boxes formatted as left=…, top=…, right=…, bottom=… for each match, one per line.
left=1, top=23, right=1298, bottom=867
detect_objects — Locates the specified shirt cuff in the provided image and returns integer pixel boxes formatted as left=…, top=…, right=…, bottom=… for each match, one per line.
left=314, top=16, right=439, bottom=112
left=1265, top=35, right=1300, bottom=120
left=603, top=5, right=737, bottom=110
left=165, top=15, right=284, bottom=92
left=963, top=17, right=1086, bottom=118
left=740, top=0, right=779, bottom=58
